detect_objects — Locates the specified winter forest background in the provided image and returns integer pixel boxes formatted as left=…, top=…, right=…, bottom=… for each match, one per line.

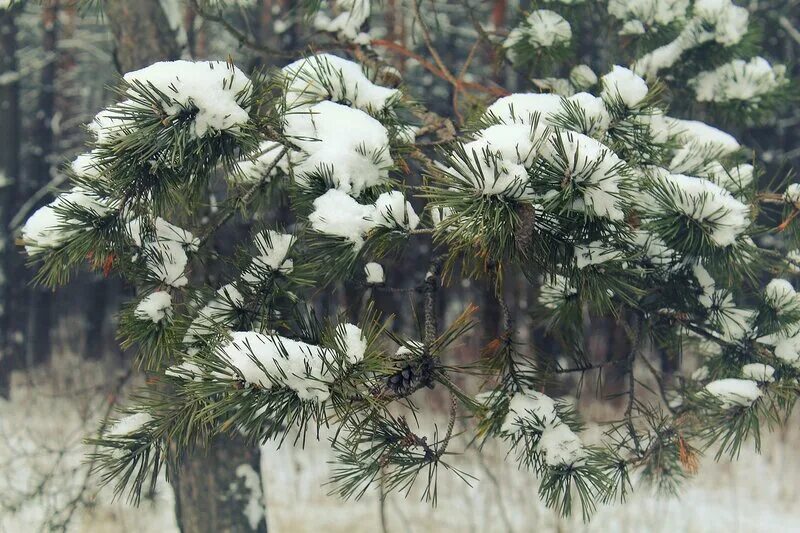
left=2, top=0, right=800, bottom=531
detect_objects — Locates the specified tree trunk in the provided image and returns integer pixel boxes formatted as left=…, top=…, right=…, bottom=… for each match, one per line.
left=0, top=5, right=22, bottom=397
left=25, top=1, right=60, bottom=371
left=103, top=5, right=269, bottom=531
left=104, top=0, right=181, bottom=72
left=171, top=434, right=268, bottom=533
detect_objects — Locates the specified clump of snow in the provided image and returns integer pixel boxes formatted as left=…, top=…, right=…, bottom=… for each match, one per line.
left=284, top=100, right=393, bottom=196
left=537, top=423, right=586, bottom=467
left=282, top=54, right=398, bottom=113
left=313, top=1, right=372, bottom=45
left=759, top=327, right=800, bottom=368
left=339, top=323, right=367, bottom=364
left=569, top=65, right=597, bottom=89
left=784, top=184, right=800, bottom=205
left=607, top=0, right=689, bottom=31
left=364, top=262, right=384, bottom=284
left=504, top=10, right=571, bottom=59
left=219, top=331, right=343, bottom=402
left=692, top=366, right=710, bottom=381
left=764, top=279, right=800, bottom=315
left=691, top=57, right=787, bottom=104
left=309, top=189, right=418, bottom=249
left=601, top=65, right=649, bottom=108
left=22, top=188, right=114, bottom=255
left=371, top=191, right=420, bottom=230
left=106, top=412, right=153, bottom=437
left=565, top=92, right=611, bottom=136
left=485, top=93, right=564, bottom=125
left=540, top=130, right=627, bottom=220
left=123, top=60, right=251, bottom=137
left=71, top=152, right=104, bottom=180
left=694, top=0, right=749, bottom=46
left=134, top=291, right=173, bottom=323
left=127, top=217, right=198, bottom=288
left=308, top=189, right=378, bottom=250
left=501, top=389, right=559, bottom=433
left=243, top=230, right=295, bottom=282
left=633, top=1, right=749, bottom=78
left=741, top=363, right=775, bottom=383
left=649, top=173, right=749, bottom=247
left=704, top=378, right=761, bottom=409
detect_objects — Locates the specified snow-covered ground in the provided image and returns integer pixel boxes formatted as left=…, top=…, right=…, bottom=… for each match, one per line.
left=2, top=357, right=799, bottom=532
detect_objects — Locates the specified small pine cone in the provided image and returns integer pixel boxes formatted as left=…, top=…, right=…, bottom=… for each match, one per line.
left=514, top=203, right=537, bottom=257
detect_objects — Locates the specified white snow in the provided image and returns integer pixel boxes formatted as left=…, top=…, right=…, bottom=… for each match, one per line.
left=607, top=0, right=689, bottom=29
left=704, top=378, right=761, bottom=409
left=218, top=331, right=338, bottom=402
left=691, top=57, right=787, bottom=103
left=485, top=93, right=564, bottom=125
left=106, top=412, right=153, bottom=437
left=284, top=100, right=393, bottom=196
left=364, top=262, right=384, bottom=284
left=127, top=217, right=198, bottom=288
left=313, top=1, right=372, bottom=45
left=243, top=230, right=295, bottom=281
left=123, top=60, right=251, bottom=137
left=538, top=275, right=577, bottom=309
left=501, top=389, right=559, bottom=433
left=371, top=191, right=420, bottom=230
left=601, top=65, right=649, bottom=108
left=134, top=291, right=173, bottom=323
left=764, top=279, right=800, bottom=315
left=183, top=283, right=244, bottom=347
left=309, top=188, right=418, bottom=249
left=339, top=323, right=366, bottom=364
left=282, top=54, right=399, bottom=113
left=504, top=10, right=571, bottom=56
left=537, top=422, right=586, bottom=467
left=741, top=363, right=775, bottom=383
left=234, top=464, right=265, bottom=530
left=784, top=183, right=800, bottom=205
left=569, top=64, right=597, bottom=89
left=22, top=188, right=114, bottom=255
left=540, top=130, right=626, bottom=220
left=649, top=173, right=749, bottom=247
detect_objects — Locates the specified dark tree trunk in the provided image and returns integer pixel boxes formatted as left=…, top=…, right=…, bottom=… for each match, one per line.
left=25, top=1, right=61, bottom=371
left=0, top=5, right=22, bottom=397
left=171, top=434, right=268, bottom=533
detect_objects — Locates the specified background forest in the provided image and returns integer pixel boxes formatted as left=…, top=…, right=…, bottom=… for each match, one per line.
left=1, top=0, right=800, bottom=531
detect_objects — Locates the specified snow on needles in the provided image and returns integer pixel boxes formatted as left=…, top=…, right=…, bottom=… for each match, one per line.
left=649, top=172, right=750, bottom=247
left=134, top=291, right=173, bottom=323
left=308, top=189, right=419, bottom=250
left=127, top=217, right=198, bottom=287
left=284, top=100, right=394, bottom=196
left=282, top=53, right=399, bottom=113
left=704, top=378, right=761, bottom=409
left=218, top=323, right=366, bottom=402
left=22, top=188, right=113, bottom=255
left=495, top=389, right=587, bottom=467
left=123, top=60, right=251, bottom=137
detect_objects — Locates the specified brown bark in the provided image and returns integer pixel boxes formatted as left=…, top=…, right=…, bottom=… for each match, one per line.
left=171, top=434, right=268, bottom=533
